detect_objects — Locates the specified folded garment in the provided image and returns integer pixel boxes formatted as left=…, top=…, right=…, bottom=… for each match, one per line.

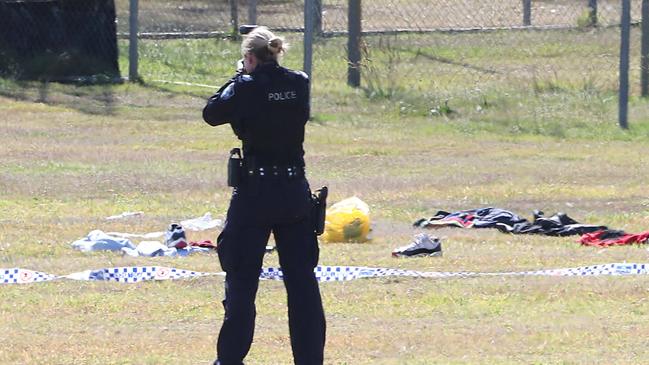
left=135, top=241, right=171, bottom=256
left=71, top=230, right=137, bottom=252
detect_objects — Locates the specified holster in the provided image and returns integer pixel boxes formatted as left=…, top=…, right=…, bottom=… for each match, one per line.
left=227, top=148, right=242, bottom=187
left=312, top=186, right=328, bottom=235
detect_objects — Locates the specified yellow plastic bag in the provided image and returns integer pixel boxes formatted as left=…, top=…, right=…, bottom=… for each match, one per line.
left=321, top=197, right=371, bottom=243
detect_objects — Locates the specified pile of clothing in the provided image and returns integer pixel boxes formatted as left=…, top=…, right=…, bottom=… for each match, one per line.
left=414, top=207, right=606, bottom=236
left=414, top=207, right=649, bottom=247
left=71, top=213, right=221, bottom=257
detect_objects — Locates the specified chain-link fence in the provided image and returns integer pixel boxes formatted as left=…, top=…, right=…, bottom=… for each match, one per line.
left=115, top=0, right=306, bottom=36
left=116, top=1, right=642, bottom=86
left=2, top=1, right=642, bottom=128
left=114, top=0, right=642, bottom=35
left=111, top=1, right=647, bottom=130
left=334, top=0, right=640, bottom=31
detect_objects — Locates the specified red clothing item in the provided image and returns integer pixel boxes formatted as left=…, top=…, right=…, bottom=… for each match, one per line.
left=189, top=240, right=218, bottom=249
left=579, top=230, right=649, bottom=247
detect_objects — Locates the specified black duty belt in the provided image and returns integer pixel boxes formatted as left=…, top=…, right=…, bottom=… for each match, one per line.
left=244, top=165, right=305, bottom=178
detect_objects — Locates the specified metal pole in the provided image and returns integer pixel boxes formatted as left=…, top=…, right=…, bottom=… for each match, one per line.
left=248, top=0, right=257, bottom=25
left=641, top=0, right=649, bottom=96
left=128, top=0, right=139, bottom=81
left=229, top=0, right=238, bottom=37
left=304, top=0, right=315, bottom=83
left=523, top=0, right=531, bottom=26
left=588, top=0, right=598, bottom=27
left=347, top=0, right=361, bottom=87
left=619, top=0, right=631, bottom=129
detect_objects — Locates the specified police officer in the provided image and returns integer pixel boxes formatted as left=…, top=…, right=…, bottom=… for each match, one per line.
left=203, top=26, right=326, bottom=365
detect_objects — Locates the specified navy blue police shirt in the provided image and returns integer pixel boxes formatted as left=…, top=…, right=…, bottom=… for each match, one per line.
left=203, top=61, right=310, bottom=167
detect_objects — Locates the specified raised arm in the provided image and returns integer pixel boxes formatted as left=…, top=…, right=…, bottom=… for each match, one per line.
left=203, top=77, right=238, bottom=126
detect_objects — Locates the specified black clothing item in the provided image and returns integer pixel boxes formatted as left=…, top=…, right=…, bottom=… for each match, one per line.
left=204, top=61, right=325, bottom=365
left=500, top=211, right=607, bottom=237
left=413, top=207, right=527, bottom=229
left=203, top=61, right=310, bottom=166
left=414, top=207, right=607, bottom=237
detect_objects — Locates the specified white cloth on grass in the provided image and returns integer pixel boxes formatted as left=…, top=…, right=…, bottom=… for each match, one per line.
left=105, top=211, right=144, bottom=220
left=181, top=212, right=223, bottom=231
left=71, top=230, right=137, bottom=252
left=106, top=231, right=166, bottom=239
left=105, top=212, right=221, bottom=240
left=71, top=232, right=209, bottom=257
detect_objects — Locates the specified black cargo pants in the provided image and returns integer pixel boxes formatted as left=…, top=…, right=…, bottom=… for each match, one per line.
left=214, top=176, right=326, bottom=365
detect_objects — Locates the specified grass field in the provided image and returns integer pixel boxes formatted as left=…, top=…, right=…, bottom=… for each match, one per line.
left=3, top=27, right=649, bottom=364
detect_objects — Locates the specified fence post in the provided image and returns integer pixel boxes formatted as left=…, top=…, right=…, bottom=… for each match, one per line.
left=347, top=0, right=361, bottom=87
left=619, top=0, right=631, bottom=129
left=128, top=0, right=139, bottom=81
left=304, top=0, right=315, bottom=86
left=314, top=0, right=323, bottom=35
left=642, top=0, right=649, bottom=96
left=588, top=0, right=598, bottom=26
left=229, top=0, right=238, bottom=37
left=248, top=0, right=257, bottom=25
left=523, top=0, right=531, bottom=26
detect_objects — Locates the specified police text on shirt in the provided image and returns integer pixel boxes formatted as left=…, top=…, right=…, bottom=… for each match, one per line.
left=268, top=90, right=297, bottom=102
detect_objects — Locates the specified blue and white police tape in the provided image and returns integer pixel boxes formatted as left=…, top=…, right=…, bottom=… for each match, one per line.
left=63, top=266, right=222, bottom=283
left=2, top=263, right=649, bottom=285
left=0, top=268, right=58, bottom=284
left=0, top=266, right=221, bottom=285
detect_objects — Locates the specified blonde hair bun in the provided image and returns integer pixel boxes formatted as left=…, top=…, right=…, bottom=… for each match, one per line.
left=267, top=37, right=284, bottom=56
left=241, top=26, right=289, bottom=62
